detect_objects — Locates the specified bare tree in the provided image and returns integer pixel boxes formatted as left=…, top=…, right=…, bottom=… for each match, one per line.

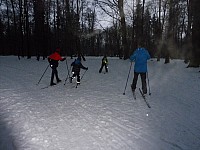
left=10, top=0, right=17, bottom=57
left=24, top=0, right=31, bottom=59
left=97, top=0, right=129, bottom=59
left=33, top=0, right=45, bottom=60
left=188, top=0, right=200, bottom=67
left=118, top=0, right=128, bottom=59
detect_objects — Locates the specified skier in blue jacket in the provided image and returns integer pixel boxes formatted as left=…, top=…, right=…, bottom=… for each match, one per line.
left=70, top=57, right=88, bottom=85
left=130, top=45, right=150, bottom=95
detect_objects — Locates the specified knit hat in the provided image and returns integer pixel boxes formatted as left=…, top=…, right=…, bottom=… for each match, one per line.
left=56, top=48, right=60, bottom=52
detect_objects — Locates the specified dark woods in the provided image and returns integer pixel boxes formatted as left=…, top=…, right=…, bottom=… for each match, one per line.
left=0, top=0, right=199, bottom=67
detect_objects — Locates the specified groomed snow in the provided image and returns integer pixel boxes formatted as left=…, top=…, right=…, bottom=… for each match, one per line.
left=0, top=56, right=200, bottom=150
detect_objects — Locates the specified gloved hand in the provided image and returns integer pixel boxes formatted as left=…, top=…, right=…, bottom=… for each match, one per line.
left=48, top=58, right=53, bottom=67
left=86, top=67, right=88, bottom=70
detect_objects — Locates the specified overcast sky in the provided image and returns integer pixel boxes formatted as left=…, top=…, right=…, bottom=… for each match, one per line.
left=94, top=0, right=154, bottom=29
left=93, top=0, right=136, bottom=29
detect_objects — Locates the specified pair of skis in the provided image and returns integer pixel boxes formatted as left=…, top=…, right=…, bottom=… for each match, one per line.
left=132, top=88, right=151, bottom=108
left=41, top=81, right=62, bottom=89
left=41, top=81, right=80, bottom=89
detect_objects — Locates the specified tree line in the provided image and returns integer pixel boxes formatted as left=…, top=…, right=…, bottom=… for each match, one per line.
left=0, top=0, right=199, bottom=67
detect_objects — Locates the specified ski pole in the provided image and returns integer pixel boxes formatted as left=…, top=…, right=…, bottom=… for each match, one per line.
left=37, top=64, right=50, bottom=85
left=123, top=62, right=133, bottom=95
left=64, top=66, right=72, bottom=85
left=64, top=59, right=71, bottom=85
left=147, top=72, right=151, bottom=95
left=75, top=69, right=88, bottom=88
left=80, top=69, right=88, bottom=80
left=66, top=58, right=70, bottom=77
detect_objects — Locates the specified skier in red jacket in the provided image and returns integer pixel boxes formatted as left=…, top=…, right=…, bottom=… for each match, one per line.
left=48, top=48, right=66, bottom=86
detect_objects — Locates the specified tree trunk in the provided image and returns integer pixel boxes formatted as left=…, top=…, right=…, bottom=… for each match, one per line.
left=188, top=0, right=200, bottom=67
left=118, top=0, right=128, bottom=59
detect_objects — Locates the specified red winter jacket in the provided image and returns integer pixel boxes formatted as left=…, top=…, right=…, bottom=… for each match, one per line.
left=48, top=52, right=63, bottom=61
left=48, top=52, right=65, bottom=68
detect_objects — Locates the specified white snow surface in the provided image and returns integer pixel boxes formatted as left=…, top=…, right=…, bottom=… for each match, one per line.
left=0, top=56, right=200, bottom=150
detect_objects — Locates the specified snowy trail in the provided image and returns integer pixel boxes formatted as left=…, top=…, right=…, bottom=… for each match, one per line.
left=0, top=56, right=200, bottom=150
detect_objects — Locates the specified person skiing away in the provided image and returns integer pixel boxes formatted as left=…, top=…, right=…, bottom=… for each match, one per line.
left=99, top=55, right=108, bottom=73
left=70, top=57, right=88, bottom=85
left=130, top=44, right=150, bottom=96
left=48, top=48, right=66, bottom=86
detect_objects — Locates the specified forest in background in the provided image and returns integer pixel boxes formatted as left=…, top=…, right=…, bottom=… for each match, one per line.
left=0, top=0, right=199, bottom=67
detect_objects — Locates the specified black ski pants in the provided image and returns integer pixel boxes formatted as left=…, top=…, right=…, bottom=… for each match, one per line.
left=72, top=72, right=80, bottom=83
left=51, top=66, right=60, bottom=84
left=131, top=72, right=147, bottom=94
left=99, top=63, right=108, bottom=73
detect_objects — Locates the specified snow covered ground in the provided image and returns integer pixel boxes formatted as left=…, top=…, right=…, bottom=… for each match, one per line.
left=0, top=56, right=200, bottom=150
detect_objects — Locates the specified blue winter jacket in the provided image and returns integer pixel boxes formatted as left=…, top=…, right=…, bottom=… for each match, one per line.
left=71, top=59, right=87, bottom=73
left=130, top=47, right=150, bottom=73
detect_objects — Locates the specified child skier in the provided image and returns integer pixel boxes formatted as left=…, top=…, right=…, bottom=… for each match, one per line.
left=99, top=55, right=108, bottom=73
left=70, top=57, right=88, bottom=85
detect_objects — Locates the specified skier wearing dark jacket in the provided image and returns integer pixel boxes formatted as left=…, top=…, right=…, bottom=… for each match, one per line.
left=99, top=55, right=108, bottom=73
left=70, top=57, right=88, bottom=84
left=48, top=48, right=66, bottom=86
